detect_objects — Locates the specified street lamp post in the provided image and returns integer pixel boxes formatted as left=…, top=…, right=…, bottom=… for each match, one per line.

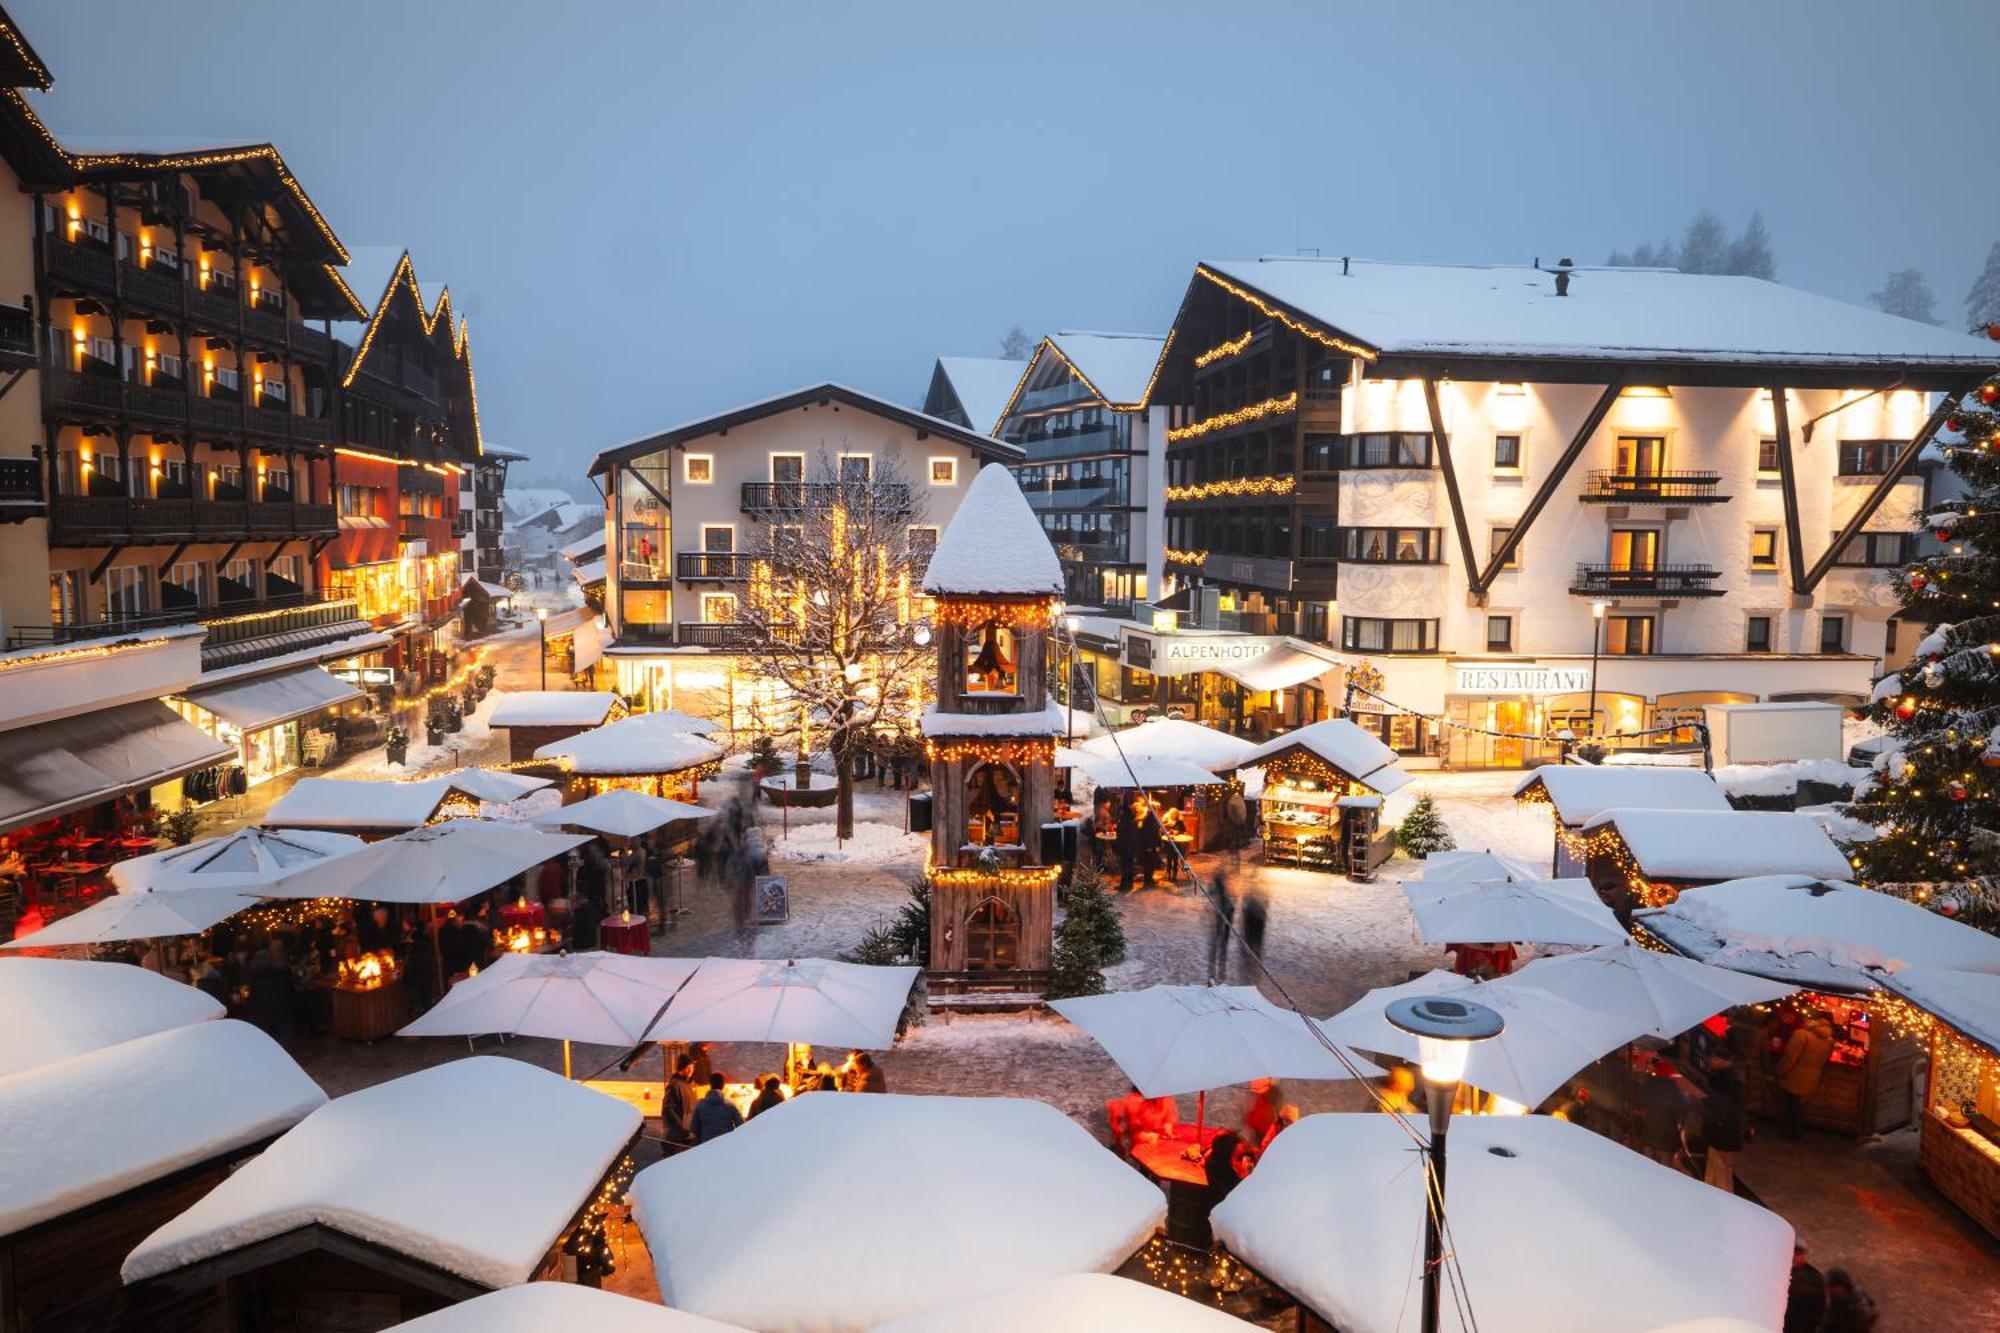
left=1386, top=994, right=1505, bottom=1333
left=1586, top=600, right=1610, bottom=739
left=536, top=607, right=549, bottom=690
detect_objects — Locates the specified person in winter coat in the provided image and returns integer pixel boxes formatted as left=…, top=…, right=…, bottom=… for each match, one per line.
left=692, top=1073, right=744, bottom=1143
left=843, top=1051, right=887, bottom=1093
left=748, top=1076, right=787, bottom=1119
left=1775, top=1009, right=1837, bottom=1140
left=662, top=1057, right=699, bottom=1155
left=1783, top=1243, right=1826, bottom=1333
left=1699, top=1050, right=1748, bottom=1193
left=1820, top=1267, right=1878, bottom=1332
left=192, top=956, right=230, bottom=1007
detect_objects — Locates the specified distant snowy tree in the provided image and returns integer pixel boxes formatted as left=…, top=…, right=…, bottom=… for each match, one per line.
left=1965, top=242, right=2000, bottom=334
left=1677, top=210, right=1731, bottom=275
left=1725, top=212, right=1777, bottom=279
left=998, top=325, right=1033, bottom=360
left=1871, top=268, right=1939, bottom=324
left=1607, top=237, right=1678, bottom=268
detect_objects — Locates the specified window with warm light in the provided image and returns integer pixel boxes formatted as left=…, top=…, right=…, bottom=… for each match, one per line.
left=964, top=897, right=1019, bottom=969
left=929, top=458, right=957, bottom=485
left=1603, top=614, right=1655, bottom=655
left=965, top=766, right=1022, bottom=848
left=1750, top=528, right=1780, bottom=570
left=964, top=620, right=1020, bottom=695
left=684, top=454, right=714, bottom=484
left=701, top=593, right=738, bottom=624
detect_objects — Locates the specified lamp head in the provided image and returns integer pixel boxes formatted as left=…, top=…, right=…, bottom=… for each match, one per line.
left=536, top=607, right=548, bottom=622
left=1385, top=995, right=1504, bottom=1088
left=1590, top=600, right=1610, bottom=620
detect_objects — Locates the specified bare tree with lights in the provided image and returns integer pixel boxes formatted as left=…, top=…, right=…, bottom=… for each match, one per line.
left=736, top=452, right=934, bottom=839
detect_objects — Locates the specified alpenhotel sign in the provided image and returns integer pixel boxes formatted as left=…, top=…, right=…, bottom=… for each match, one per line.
left=1452, top=665, right=1592, bottom=696
left=1153, top=635, right=1280, bottom=677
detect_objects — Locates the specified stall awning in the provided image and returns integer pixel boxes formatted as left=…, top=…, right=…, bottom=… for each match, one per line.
left=1217, top=645, right=1343, bottom=693
left=183, top=667, right=362, bottom=732
left=571, top=616, right=604, bottom=673
left=0, top=701, right=235, bottom=834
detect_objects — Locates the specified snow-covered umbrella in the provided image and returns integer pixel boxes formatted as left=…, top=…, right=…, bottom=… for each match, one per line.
left=1076, top=717, right=1256, bottom=772
left=266, top=818, right=592, bottom=905
left=1401, top=877, right=1626, bottom=947
left=1211, top=1113, right=1793, bottom=1333
left=1321, top=971, right=1644, bottom=1109
left=532, top=788, right=714, bottom=839
left=1418, top=849, right=1547, bottom=884
left=1492, top=939, right=1796, bottom=1040
left=0, top=957, right=222, bottom=1077
left=399, top=950, right=701, bottom=1078
left=630, top=1093, right=1165, bottom=1331
left=643, top=956, right=917, bottom=1050
left=1065, top=751, right=1224, bottom=790
left=110, top=826, right=364, bottom=894
left=384, top=1284, right=749, bottom=1332
left=870, top=1274, right=1257, bottom=1332
left=2, top=884, right=263, bottom=950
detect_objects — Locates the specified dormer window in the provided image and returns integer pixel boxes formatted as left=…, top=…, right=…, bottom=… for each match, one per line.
left=964, top=619, right=1018, bottom=696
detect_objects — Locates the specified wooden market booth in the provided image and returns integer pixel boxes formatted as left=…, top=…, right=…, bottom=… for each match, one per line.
left=488, top=691, right=626, bottom=763
left=1227, top=719, right=1411, bottom=879
left=0, top=1021, right=325, bottom=1333
left=1882, top=966, right=2000, bottom=1240
left=1511, top=764, right=1731, bottom=877
left=1570, top=808, right=1854, bottom=919
left=1637, top=876, right=2000, bottom=1137
left=120, top=1058, right=641, bottom=1333
left=532, top=711, right=724, bottom=802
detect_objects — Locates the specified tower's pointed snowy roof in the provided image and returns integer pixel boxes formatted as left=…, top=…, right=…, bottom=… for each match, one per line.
left=922, top=464, right=1064, bottom=597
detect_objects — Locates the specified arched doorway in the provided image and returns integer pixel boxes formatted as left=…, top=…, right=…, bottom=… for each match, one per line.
left=964, top=897, right=1019, bottom=971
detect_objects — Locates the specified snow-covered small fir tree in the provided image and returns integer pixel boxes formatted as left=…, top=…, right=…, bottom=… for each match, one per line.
left=1397, top=793, right=1457, bottom=859
left=1847, top=370, right=2000, bottom=915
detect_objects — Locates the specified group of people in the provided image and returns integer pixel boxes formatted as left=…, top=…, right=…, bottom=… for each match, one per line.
left=688, top=790, right=772, bottom=933
left=1786, top=1242, right=1878, bottom=1333
left=1107, top=1077, right=1299, bottom=1232
left=659, top=1044, right=887, bottom=1156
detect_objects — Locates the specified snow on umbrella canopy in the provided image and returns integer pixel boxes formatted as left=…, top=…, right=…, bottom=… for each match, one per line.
left=1, top=883, right=265, bottom=950
left=642, top=957, right=918, bottom=1050
left=110, top=826, right=365, bottom=894
left=1492, top=938, right=1796, bottom=1040
left=1401, top=877, right=1627, bottom=948
left=399, top=951, right=702, bottom=1047
left=264, top=819, right=593, bottom=905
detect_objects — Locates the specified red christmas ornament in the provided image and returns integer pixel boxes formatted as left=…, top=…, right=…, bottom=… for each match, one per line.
left=1908, top=573, right=1928, bottom=591
left=1949, top=781, right=1969, bottom=802
left=1983, top=750, right=2000, bottom=769
left=1987, top=323, right=2000, bottom=341
left=1981, top=381, right=2000, bottom=405
left=1942, top=902, right=1961, bottom=917
left=1946, top=417, right=1963, bottom=433
left=1894, top=696, right=1918, bottom=720
left=1934, top=528, right=1953, bottom=542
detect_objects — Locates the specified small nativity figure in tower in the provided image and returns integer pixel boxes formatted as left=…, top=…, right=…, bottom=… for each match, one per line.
left=919, top=465, right=1069, bottom=998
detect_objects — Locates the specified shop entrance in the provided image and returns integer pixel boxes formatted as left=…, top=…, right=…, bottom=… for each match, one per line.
left=1492, top=701, right=1529, bottom=768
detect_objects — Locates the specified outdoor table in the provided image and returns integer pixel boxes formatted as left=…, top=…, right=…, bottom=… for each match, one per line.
left=598, top=913, right=650, bottom=957
left=113, top=837, right=158, bottom=854
left=1132, top=1125, right=1223, bottom=1247
left=583, top=1078, right=664, bottom=1119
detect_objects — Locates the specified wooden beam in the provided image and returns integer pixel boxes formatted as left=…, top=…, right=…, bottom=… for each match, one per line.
left=1422, top=378, right=1482, bottom=601
left=1799, top=387, right=1970, bottom=593
left=1770, top=384, right=1808, bottom=595
left=89, top=544, right=125, bottom=584
left=155, top=541, right=190, bottom=573
left=263, top=537, right=293, bottom=570
left=1472, top=375, right=1626, bottom=594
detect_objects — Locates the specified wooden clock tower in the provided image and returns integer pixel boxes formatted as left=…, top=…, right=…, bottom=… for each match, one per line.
left=919, top=465, right=1069, bottom=1000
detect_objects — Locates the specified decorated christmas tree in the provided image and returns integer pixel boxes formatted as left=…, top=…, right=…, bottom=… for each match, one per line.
left=1397, top=793, right=1457, bottom=859
left=1848, top=371, right=2000, bottom=917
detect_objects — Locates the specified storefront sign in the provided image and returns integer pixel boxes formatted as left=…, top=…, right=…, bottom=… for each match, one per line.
left=1452, top=665, right=1592, bottom=696
left=1151, top=636, right=1280, bottom=677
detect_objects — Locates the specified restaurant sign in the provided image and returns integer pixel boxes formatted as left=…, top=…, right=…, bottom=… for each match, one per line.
left=1452, top=665, right=1592, bottom=696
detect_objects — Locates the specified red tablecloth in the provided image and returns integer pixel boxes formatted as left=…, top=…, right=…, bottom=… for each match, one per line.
left=501, top=900, right=546, bottom=929
left=598, top=915, right=650, bottom=957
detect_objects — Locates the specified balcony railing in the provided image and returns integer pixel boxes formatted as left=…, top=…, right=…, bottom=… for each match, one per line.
left=677, top=621, right=759, bottom=649
left=50, top=495, right=334, bottom=545
left=7, top=594, right=358, bottom=651
left=0, top=457, right=42, bottom=517
left=676, top=551, right=756, bottom=581
left=740, top=480, right=912, bottom=513
left=1569, top=563, right=1725, bottom=597
left=1581, top=470, right=1728, bottom=503
left=0, top=303, right=33, bottom=368
left=120, top=261, right=185, bottom=314
left=189, top=283, right=240, bottom=331
left=46, top=237, right=115, bottom=290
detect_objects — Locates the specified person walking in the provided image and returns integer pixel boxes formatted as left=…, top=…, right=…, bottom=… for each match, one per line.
left=1783, top=1243, right=1826, bottom=1333
left=1114, top=795, right=1141, bottom=894
left=692, top=1073, right=745, bottom=1143
left=1238, top=879, right=1270, bottom=972
left=1207, top=869, right=1238, bottom=982
left=242, top=947, right=291, bottom=1043
left=1819, top=1268, right=1878, bottom=1332
left=1775, top=1008, right=1837, bottom=1140
left=1699, top=1049, right=1747, bottom=1194
left=662, top=1056, right=698, bottom=1157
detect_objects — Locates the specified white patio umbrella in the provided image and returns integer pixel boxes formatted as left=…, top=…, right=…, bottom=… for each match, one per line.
left=1066, top=752, right=1224, bottom=790
left=267, top=819, right=593, bottom=905
left=0, top=956, right=222, bottom=1077
left=1418, top=849, right=1547, bottom=883
left=1076, top=718, right=1256, bottom=772
left=2, top=884, right=262, bottom=950
left=1322, top=971, right=1644, bottom=1109
left=400, top=951, right=700, bottom=1078
left=1494, top=939, right=1797, bottom=1040
left=1402, top=877, right=1626, bottom=947
left=871, top=1274, right=1256, bottom=1332
left=532, top=788, right=714, bottom=839
left=1211, top=1113, right=1793, bottom=1333
left=630, top=1093, right=1165, bottom=1331
left=643, top=957, right=918, bottom=1050
left=110, top=826, right=365, bottom=894
left=384, top=1283, right=750, bottom=1331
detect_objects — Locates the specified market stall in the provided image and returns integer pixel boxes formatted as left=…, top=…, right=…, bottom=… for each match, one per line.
left=1511, top=764, right=1731, bottom=876
left=488, top=691, right=625, bottom=763
left=1877, top=966, right=2000, bottom=1239
left=1226, top=720, right=1410, bottom=879
left=1638, top=875, right=2000, bottom=1136
left=1571, top=808, right=1854, bottom=915
left=534, top=711, right=725, bottom=802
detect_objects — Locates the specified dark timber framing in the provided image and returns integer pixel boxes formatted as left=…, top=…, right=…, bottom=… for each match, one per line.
left=1800, top=386, right=1974, bottom=594
left=1770, top=383, right=1808, bottom=594
left=1472, top=376, right=1625, bottom=596
left=1422, top=378, right=1481, bottom=590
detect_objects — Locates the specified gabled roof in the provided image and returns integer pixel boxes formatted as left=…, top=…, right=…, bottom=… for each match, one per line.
left=0, top=5, right=51, bottom=89
left=590, top=383, right=1023, bottom=477
left=921, top=463, right=1063, bottom=597
left=993, top=331, right=1168, bottom=427
left=339, top=248, right=463, bottom=388
left=1192, top=258, right=1996, bottom=374
left=927, top=356, right=1027, bottom=435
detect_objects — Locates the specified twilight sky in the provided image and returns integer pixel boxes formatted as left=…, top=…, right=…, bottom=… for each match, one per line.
left=18, top=0, right=2000, bottom=484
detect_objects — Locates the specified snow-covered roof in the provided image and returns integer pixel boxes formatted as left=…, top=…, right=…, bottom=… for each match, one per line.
left=535, top=712, right=726, bottom=776
left=1233, top=719, right=1410, bottom=794
left=124, top=1057, right=639, bottom=1289
left=630, top=1093, right=1164, bottom=1330
left=386, top=1284, right=748, bottom=1332
left=1637, top=876, right=2000, bottom=994
left=1201, top=258, right=1997, bottom=370
left=560, top=531, right=607, bottom=561
left=261, top=776, right=455, bottom=831
left=1076, top=717, right=1257, bottom=771
left=871, top=1274, right=1252, bottom=1332
left=935, top=356, right=1027, bottom=435
left=571, top=557, right=607, bottom=586
left=0, top=1020, right=325, bottom=1239
left=1880, top=967, right=2000, bottom=1054
left=488, top=690, right=623, bottom=729
left=0, top=958, right=224, bottom=1078
left=503, top=487, right=576, bottom=520
left=1046, top=331, right=1167, bottom=407
left=921, top=700, right=1069, bottom=739
left=1211, top=1113, right=1792, bottom=1333
left=1582, top=809, right=1852, bottom=882
left=921, top=464, right=1064, bottom=597
left=1514, top=764, right=1732, bottom=824
left=436, top=768, right=556, bottom=805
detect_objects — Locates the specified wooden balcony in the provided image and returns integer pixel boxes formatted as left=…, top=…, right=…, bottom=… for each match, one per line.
left=676, top=621, right=759, bottom=649
left=740, top=480, right=911, bottom=513
left=49, top=494, right=334, bottom=546
left=1581, top=470, right=1728, bottom=504
left=120, top=261, right=185, bottom=315
left=0, top=303, right=33, bottom=369
left=0, top=457, right=43, bottom=522
left=676, top=551, right=755, bottom=581
left=45, top=236, right=114, bottom=291
left=188, top=283, right=240, bottom=331
left=1569, top=563, right=1725, bottom=597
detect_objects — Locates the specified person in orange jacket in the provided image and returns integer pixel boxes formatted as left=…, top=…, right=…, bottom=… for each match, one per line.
left=1774, top=1009, right=1836, bottom=1140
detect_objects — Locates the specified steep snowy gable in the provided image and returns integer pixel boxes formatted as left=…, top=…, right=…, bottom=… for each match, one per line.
left=1047, top=331, right=1167, bottom=407
left=1583, top=809, right=1853, bottom=881
left=1235, top=719, right=1410, bottom=794
left=1203, top=258, right=1995, bottom=368
left=936, top=357, right=1028, bottom=435
left=1517, top=765, right=1732, bottom=825
left=922, top=464, right=1064, bottom=597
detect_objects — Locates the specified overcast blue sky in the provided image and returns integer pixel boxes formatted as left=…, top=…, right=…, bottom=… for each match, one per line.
left=18, top=0, right=2000, bottom=483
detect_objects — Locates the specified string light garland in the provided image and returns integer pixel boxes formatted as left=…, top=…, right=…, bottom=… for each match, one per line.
left=1164, top=548, right=1208, bottom=568
left=924, top=736, right=1057, bottom=765
left=1165, top=474, right=1297, bottom=502
left=929, top=597, right=1059, bottom=630
left=1166, top=392, right=1298, bottom=444
left=0, top=632, right=187, bottom=673
left=561, top=1150, right=637, bottom=1280
left=926, top=859, right=1063, bottom=890
left=1195, top=266, right=1377, bottom=360
left=1193, top=331, right=1253, bottom=369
